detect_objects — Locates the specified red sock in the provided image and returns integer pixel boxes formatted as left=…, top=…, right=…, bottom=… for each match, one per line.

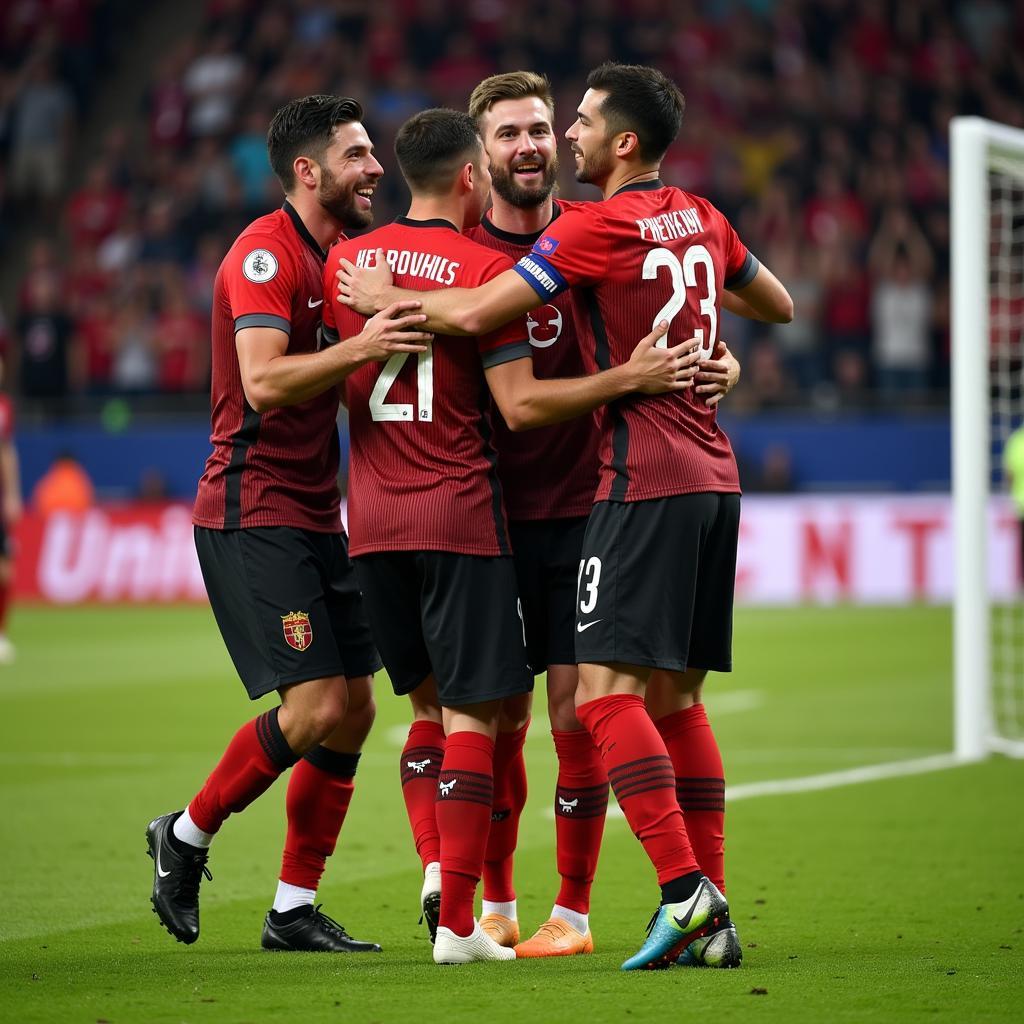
left=552, top=728, right=608, bottom=914
left=0, top=578, right=10, bottom=633
left=280, top=748, right=360, bottom=890
left=482, top=719, right=529, bottom=903
left=655, top=704, right=726, bottom=892
left=400, top=720, right=445, bottom=870
left=436, top=731, right=494, bottom=936
left=576, top=694, right=698, bottom=885
left=188, top=707, right=298, bottom=835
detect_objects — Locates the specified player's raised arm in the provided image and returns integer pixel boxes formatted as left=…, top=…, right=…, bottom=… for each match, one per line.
left=725, top=263, right=793, bottom=323
left=485, top=322, right=701, bottom=431
left=236, top=301, right=431, bottom=412
left=337, top=249, right=539, bottom=337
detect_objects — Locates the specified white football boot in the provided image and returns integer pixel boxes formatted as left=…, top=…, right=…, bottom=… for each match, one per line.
left=433, top=919, right=517, bottom=964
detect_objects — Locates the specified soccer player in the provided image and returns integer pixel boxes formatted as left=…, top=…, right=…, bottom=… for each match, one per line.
left=464, top=71, right=744, bottom=959
left=0, top=357, right=21, bottom=664
left=145, top=95, right=433, bottom=952
left=324, top=107, right=701, bottom=965
left=337, top=64, right=793, bottom=970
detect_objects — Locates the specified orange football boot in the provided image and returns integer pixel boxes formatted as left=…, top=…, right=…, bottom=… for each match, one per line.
left=514, top=917, right=594, bottom=958
left=479, top=913, right=520, bottom=947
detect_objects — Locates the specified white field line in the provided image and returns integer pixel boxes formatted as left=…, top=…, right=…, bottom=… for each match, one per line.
left=547, top=752, right=964, bottom=820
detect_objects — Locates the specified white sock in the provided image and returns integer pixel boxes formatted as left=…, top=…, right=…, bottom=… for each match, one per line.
left=482, top=899, right=517, bottom=920
left=272, top=880, right=316, bottom=914
left=424, top=861, right=441, bottom=883
left=551, top=904, right=589, bottom=935
left=173, top=808, right=213, bottom=849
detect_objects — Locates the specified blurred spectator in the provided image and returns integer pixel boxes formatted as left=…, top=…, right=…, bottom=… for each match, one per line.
left=17, top=274, right=72, bottom=401
left=33, top=451, right=95, bottom=514
left=230, top=108, right=276, bottom=209
left=65, top=162, right=127, bottom=249
left=110, top=297, right=157, bottom=393
left=183, top=32, right=247, bottom=137
left=138, top=466, right=172, bottom=502
left=155, top=280, right=208, bottom=391
left=1002, top=424, right=1024, bottom=589
left=8, top=58, right=73, bottom=201
left=869, top=207, right=934, bottom=395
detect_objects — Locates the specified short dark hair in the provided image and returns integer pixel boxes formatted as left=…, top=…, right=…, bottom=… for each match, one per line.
left=394, top=108, right=482, bottom=194
left=585, top=62, right=685, bottom=163
left=267, top=95, right=364, bottom=190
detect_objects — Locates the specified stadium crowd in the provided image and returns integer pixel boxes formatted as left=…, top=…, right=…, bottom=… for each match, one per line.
left=2, top=0, right=1022, bottom=412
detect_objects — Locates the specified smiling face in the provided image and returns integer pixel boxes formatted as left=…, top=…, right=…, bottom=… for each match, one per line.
left=314, top=121, right=384, bottom=230
left=565, top=88, right=617, bottom=187
left=480, top=96, right=558, bottom=209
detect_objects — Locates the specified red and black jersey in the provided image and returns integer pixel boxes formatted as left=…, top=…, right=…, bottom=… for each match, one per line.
left=193, top=201, right=344, bottom=533
left=0, top=395, right=13, bottom=444
left=466, top=200, right=599, bottom=521
left=514, top=181, right=756, bottom=503
left=0, top=395, right=12, bottom=503
left=323, top=218, right=531, bottom=557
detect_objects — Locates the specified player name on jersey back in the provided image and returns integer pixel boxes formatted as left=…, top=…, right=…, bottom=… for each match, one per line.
left=353, top=246, right=459, bottom=286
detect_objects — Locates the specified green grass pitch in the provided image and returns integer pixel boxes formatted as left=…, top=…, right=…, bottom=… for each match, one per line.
left=0, top=604, right=1021, bottom=1022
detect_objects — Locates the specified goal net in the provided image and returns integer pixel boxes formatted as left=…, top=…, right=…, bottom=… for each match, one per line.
left=952, top=117, right=1024, bottom=760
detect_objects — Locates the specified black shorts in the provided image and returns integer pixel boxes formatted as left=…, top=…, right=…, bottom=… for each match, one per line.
left=194, top=526, right=381, bottom=700
left=353, top=551, right=533, bottom=708
left=509, top=516, right=588, bottom=674
left=573, top=494, right=740, bottom=673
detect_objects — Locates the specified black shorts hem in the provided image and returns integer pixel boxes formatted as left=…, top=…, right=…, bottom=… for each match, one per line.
left=437, top=679, right=534, bottom=708
left=577, top=651, right=729, bottom=673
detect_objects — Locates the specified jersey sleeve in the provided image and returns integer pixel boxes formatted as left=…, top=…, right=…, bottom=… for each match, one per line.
left=512, top=206, right=610, bottom=301
left=223, top=233, right=298, bottom=335
left=0, top=397, right=12, bottom=442
left=472, top=251, right=532, bottom=367
left=718, top=209, right=759, bottom=290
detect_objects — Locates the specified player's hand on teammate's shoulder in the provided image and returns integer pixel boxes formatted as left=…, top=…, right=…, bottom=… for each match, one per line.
left=695, top=340, right=741, bottom=407
left=351, top=300, right=432, bottom=365
left=338, top=247, right=394, bottom=316
left=625, top=321, right=702, bottom=395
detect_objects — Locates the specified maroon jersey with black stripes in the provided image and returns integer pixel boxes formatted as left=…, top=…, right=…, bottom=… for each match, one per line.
left=514, top=181, right=756, bottom=502
left=466, top=200, right=599, bottom=521
left=193, top=202, right=343, bottom=533
left=324, top=218, right=532, bottom=557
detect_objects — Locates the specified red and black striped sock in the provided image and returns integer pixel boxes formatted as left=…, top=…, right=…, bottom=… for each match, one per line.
left=399, top=720, right=445, bottom=870
left=655, top=704, right=727, bottom=893
left=552, top=728, right=608, bottom=914
left=279, top=747, right=360, bottom=891
left=436, top=731, right=495, bottom=937
left=188, top=707, right=299, bottom=835
left=482, top=719, right=529, bottom=904
left=576, top=694, right=699, bottom=885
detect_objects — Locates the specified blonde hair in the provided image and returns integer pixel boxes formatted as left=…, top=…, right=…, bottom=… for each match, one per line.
left=468, top=71, right=555, bottom=125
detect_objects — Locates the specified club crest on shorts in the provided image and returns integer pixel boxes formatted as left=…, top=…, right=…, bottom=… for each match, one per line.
left=281, top=611, right=312, bottom=651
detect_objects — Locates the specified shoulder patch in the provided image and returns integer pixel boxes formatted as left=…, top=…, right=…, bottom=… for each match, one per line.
left=535, top=234, right=560, bottom=255
left=242, top=248, right=279, bottom=283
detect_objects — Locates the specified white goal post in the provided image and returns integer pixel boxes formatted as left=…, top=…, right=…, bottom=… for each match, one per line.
left=951, top=116, right=1024, bottom=761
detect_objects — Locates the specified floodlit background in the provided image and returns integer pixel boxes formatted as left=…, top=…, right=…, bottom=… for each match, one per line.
left=0, top=2, right=1021, bottom=1022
